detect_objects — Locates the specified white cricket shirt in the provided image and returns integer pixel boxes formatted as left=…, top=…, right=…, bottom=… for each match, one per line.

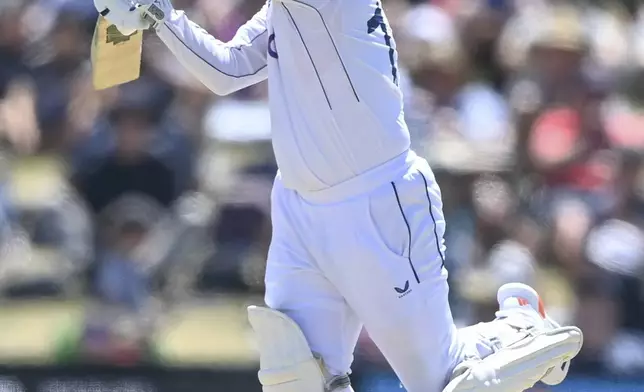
left=157, top=0, right=414, bottom=202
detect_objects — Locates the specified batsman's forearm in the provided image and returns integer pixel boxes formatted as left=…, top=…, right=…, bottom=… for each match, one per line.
left=156, top=10, right=268, bottom=96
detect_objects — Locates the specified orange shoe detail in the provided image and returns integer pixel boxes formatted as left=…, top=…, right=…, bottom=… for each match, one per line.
left=538, top=297, right=547, bottom=319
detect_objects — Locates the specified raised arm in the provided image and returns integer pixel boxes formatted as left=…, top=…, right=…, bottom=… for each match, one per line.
left=93, top=0, right=269, bottom=96
left=155, top=3, right=269, bottom=96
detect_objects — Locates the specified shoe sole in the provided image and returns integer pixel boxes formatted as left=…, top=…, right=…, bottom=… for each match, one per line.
left=442, top=326, right=583, bottom=392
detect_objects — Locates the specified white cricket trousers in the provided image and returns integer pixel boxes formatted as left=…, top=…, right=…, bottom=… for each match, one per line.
left=264, top=155, right=466, bottom=392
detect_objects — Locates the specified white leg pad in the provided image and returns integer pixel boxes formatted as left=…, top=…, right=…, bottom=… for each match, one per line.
left=248, top=306, right=350, bottom=392
left=443, top=326, right=583, bottom=392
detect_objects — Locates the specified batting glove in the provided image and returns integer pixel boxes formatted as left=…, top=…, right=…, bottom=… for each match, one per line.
left=93, top=0, right=150, bottom=35
left=93, top=0, right=172, bottom=35
left=137, top=0, right=173, bottom=30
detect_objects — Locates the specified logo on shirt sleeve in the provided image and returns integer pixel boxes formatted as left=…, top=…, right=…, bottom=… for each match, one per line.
left=268, top=32, right=278, bottom=59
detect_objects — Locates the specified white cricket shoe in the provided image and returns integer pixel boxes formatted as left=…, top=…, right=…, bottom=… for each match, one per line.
left=443, top=283, right=583, bottom=392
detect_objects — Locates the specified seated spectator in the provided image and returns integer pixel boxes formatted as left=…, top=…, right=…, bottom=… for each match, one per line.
left=0, top=1, right=39, bottom=154
left=0, top=157, right=92, bottom=298
left=399, top=3, right=512, bottom=174
left=95, top=197, right=160, bottom=311
left=527, top=72, right=617, bottom=281
left=0, top=1, right=30, bottom=99
left=30, top=12, right=89, bottom=153
left=73, top=103, right=179, bottom=215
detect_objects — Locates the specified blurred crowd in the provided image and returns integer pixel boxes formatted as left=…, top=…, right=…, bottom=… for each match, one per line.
left=1, top=0, right=644, bottom=378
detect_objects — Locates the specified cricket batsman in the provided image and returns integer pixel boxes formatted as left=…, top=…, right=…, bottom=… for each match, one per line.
left=93, top=0, right=584, bottom=391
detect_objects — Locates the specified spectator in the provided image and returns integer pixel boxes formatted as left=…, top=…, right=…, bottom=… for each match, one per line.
left=95, top=199, right=158, bottom=311
left=3, top=0, right=644, bottom=385
left=0, top=0, right=30, bottom=98
left=72, top=102, right=178, bottom=215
